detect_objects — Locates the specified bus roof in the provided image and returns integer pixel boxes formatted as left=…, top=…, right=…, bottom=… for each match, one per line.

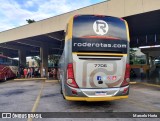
left=0, top=54, right=18, bottom=61
left=0, top=54, right=8, bottom=58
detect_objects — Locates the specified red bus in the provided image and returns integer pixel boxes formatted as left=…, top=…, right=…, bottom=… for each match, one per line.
left=0, top=55, right=19, bottom=81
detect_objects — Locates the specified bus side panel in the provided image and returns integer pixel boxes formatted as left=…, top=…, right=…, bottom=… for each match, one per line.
left=59, top=17, right=74, bottom=96
left=9, top=66, right=18, bottom=78
left=59, top=49, right=66, bottom=95
left=0, top=65, right=17, bottom=80
left=59, top=40, right=72, bottom=96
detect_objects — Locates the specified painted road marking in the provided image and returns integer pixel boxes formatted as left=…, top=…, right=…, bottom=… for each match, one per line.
left=130, top=81, right=160, bottom=88
left=0, top=79, right=24, bottom=85
left=129, top=82, right=137, bottom=84
left=27, top=80, right=45, bottom=121
left=0, top=78, right=46, bottom=85
left=45, top=80, right=58, bottom=83
left=14, top=78, right=47, bottom=81
left=139, top=82, right=160, bottom=88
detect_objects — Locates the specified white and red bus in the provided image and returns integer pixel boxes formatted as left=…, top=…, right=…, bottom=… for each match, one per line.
left=0, top=55, right=19, bottom=81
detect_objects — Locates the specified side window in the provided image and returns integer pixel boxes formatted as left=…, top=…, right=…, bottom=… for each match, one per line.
left=12, top=60, right=14, bottom=66
left=3, top=58, right=7, bottom=65
left=8, top=59, right=12, bottom=65
left=0, top=57, right=3, bottom=64
left=14, top=60, right=18, bottom=66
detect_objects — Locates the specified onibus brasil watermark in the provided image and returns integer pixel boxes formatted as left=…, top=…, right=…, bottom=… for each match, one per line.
left=2, top=113, right=42, bottom=119
left=1, top=112, right=159, bottom=118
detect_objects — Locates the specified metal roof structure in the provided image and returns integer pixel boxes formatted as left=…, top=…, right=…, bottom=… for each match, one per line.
left=0, top=0, right=160, bottom=57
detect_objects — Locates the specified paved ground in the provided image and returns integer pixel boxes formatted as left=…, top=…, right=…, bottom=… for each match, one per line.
left=0, top=80, right=160, bottom=121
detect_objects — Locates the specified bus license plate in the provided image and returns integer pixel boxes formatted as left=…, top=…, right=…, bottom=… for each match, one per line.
left=95, top=91, right=107, bottom=96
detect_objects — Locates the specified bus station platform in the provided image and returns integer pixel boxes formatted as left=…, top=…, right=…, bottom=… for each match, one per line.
left=130, top=78, right=160, bottom=88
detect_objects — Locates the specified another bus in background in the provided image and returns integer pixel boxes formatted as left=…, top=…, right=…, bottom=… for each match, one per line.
left=0, top=55, right=19, bottom=81
left=58, top=15, right=130, bottom=101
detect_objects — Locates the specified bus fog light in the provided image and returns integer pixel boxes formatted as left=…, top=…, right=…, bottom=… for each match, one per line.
left=67, top=79, right=73, bottom=84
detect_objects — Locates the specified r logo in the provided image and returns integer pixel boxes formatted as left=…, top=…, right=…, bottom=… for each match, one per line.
left=93, top=20, right=109, bottom=35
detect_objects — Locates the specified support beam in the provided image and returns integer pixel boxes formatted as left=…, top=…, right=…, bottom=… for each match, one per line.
left=149, top=56, right=155, bottom=67
left=16, top=39, right=43, bottom=47
left=46, top=31, right=65, bottom=41
left=145, top=53, right=150, bottom=80
left=40, top=46, right=48, bottom=77
left=18, top=49, right=26, bottom=67
left=0, top=47, right=18, bottom=57
left=16, top=39, right=61, bottom=49
left=45, top=34, right=63, bottom=42
left=0, top=43, right=35, bottom=51
left=0, top=44, right=19, bottom=50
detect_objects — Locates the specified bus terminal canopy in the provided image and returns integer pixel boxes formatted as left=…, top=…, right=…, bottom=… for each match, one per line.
left=0, top=0, right=160, bottom=58
left=0, top=31, right=64, bottom=58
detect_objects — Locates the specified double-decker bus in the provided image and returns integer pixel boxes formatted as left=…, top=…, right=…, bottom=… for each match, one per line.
left=0, top=55, right=19, bottom=81
left=58, top=15, right=130, bottom=101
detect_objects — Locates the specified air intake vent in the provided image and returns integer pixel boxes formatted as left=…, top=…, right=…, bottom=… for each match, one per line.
left=77, top=55, right=122, bottom=60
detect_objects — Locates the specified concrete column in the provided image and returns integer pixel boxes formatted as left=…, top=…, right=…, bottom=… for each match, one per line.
left=149, top=56, right=154, bottom=67
left=18, top=49, right=26, bottom=67
left=40, top=47, right=48, bottom=77
left=145, top=53, right=150, bottom=80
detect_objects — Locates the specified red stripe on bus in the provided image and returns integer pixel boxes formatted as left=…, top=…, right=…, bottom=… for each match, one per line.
left=80, top=36, right=120, bottom=40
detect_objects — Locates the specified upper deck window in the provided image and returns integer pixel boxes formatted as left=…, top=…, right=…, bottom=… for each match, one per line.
left=73, top=15, right=127, bottom=41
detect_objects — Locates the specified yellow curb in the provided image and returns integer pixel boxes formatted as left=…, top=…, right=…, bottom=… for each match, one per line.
left=139, top=82, right=160, bottom=88
left=45, top=80, right=58, bottom=83
left=130, top=81, right=160, bottom=88
left=14, top=78, right=47, bottom=81
left=129, top=82, right=137, bottom=84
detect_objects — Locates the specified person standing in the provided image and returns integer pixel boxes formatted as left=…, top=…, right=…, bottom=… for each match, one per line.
left=38, top=68, right=41, bottom=77
left=30, top=67, right=33, bottom=78
left=23, top=68, right=27, bottom=78
left=20, top=67, right=24, bottom=78
left=140, top=66, right=144, bottom=81
left=34, top=67, right=38, bottom=77
left=42, top=67, right=45, bottom=77
left=48, top=68, right=50, bottom=79
left=53, top=68, right=57, bottom=79
left=27, top=68, right=31, bottom=78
